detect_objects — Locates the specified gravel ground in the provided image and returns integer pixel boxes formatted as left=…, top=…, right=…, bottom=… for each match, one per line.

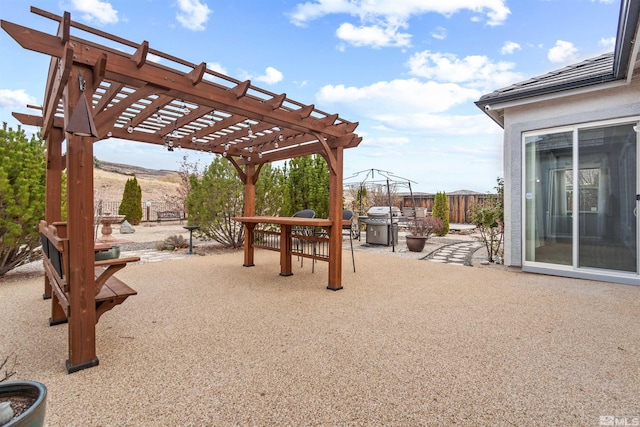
left=1, top=223, right=638, bottom=426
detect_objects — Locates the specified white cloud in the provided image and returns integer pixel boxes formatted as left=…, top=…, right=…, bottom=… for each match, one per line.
left=548, top=40, right=579, bottom=63
left=176, top=0, right=212, bottom=31
left=500, top=41, right=521, bottom=55
left=289, top=0, right=510, bottom=27
left=336, top=22, right=411, bottom=48
left=207, top=62, right=228, bottom=75
left=255, top=67, right=284, bottom=85
left=147, top=53, right=162, bottom=63
left=70, top=0, right=118, bottom=25
left=317, top=79, right=479, bottom=116
left=0, top=89, right=37, bottom=110
left=431, top=26, right=446, bottom=41
left=362, top=136, right=410, bottom=149
left=406, top=50, right=523, bottom=92
left=599, top=37, right=616, bottom=51
left=370, top=112, right=501, bottom=135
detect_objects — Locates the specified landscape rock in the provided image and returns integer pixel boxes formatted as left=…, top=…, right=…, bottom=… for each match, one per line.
left=119, top=220, right=136, bottom=234
left=0, top=401, right=14, bottom=425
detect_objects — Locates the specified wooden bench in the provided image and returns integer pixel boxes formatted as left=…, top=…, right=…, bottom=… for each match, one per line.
left=39, top=220, right=140, bottom=325
left=156, top=210, right=183, bottom=223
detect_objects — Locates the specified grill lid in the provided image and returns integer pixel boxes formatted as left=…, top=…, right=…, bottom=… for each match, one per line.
left=367, top=206, right=401, bottom=218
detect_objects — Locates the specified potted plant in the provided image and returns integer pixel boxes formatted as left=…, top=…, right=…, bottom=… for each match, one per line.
left=0, top=353, right=47, bottom=427
left=405, top=216, right=442, bottom=252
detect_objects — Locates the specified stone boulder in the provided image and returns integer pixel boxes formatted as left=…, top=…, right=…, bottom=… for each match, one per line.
left=119, top=220, right=136, bottom=234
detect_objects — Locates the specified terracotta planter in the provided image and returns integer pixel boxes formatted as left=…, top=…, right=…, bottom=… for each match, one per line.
left=405, top=235, right=427, bottom=252
left=0, top=381, right=47, bottom=427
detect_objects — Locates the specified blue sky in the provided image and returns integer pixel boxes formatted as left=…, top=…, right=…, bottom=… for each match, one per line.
left=0, top=0, right=621, bottom=193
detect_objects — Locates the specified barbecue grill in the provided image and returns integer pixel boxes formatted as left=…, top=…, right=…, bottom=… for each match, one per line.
left=364, top=206, right=400, bottom=245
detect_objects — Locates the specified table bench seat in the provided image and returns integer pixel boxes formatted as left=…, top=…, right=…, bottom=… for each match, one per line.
left=40, top=220, right=139, bottom=327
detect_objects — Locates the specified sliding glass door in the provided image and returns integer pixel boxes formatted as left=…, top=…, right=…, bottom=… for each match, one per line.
left=577, top=125, right=636, bottom=272
left=524, top=121, right=638, bottom=275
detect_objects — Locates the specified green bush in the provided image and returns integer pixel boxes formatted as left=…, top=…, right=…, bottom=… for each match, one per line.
left=0, top=123, right=46, bottom=277
left=432, top=191, right=449, bottom=236
left=156, top=235, right=189, bottom=251
left=186, top=157, right=245, bottom=248
left=118, top=175, right=142, bottom=225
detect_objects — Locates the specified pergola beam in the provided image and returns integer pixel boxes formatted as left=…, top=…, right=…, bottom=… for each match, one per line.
left=1, top=20, right=354, bottom=140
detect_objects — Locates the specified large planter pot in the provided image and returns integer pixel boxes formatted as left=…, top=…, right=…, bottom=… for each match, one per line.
left=0, top=381, right=47, bottom=427
left=94, top=245, right=121, bottom=261
left=405, top=235, right=427, bottom=252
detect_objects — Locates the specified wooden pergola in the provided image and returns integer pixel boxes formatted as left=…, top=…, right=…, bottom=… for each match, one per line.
left=2, top=7, right=361, bottom=372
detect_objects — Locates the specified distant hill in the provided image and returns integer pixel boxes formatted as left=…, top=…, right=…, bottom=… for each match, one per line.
left=96, top=160, right=178, bottom=179
left=94, top=160, right=181, bottom=202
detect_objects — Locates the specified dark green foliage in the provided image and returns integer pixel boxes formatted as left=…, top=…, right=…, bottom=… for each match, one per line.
left=470, top=178, right=504, bottom=262
left=432, top=191, right=450, bottom=236
left=282, top=155, right=329, bottom=218
left=0, top=123, right=46, bottom=276
left=255, top=163, right=286, bottom=217
left=118, top=175, right=142, bottom=225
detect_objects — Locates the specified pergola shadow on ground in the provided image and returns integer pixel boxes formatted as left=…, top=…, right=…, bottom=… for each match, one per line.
left=2, top=7, right=360, bottom=372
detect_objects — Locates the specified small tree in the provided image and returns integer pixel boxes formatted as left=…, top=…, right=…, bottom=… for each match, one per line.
left=186, top=157, right=245, bottom=247
left=176, top=154, right=200, bottom=209
left=469, top=178, right=504, bottom=263
left=0, top=123, right=46, bottom=277
left=432, top=191, right=449, bottom=236
left=118, top=175, right=142, bottom=225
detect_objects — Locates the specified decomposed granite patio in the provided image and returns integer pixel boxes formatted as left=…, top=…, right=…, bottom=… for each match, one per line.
left=1, top=245, right=638, bottom=426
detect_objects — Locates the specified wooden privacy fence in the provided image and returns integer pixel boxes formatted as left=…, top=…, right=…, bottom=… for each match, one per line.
left=400, top=192, right=493, bottom=224
left=94, top=201, right=185, bottom=222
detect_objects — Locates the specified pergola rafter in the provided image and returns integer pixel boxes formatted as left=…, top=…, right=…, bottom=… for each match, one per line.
left=2, top=6, right=361, bottom=373
left=4, top=7, right=361, bottom=160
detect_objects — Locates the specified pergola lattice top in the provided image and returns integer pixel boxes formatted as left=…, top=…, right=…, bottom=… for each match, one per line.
left=5, top=7, right=361, bottom=167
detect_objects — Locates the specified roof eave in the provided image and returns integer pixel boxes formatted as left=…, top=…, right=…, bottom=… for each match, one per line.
left=475, top=73, right=618, bottom=107
left=476, top=0, right=640, bottom=126
left=613, top=0, right=640, bottom=79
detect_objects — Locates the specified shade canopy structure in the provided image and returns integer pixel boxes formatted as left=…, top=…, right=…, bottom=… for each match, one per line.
left=344, top=169, right=417, bottom=252
left=2, top=6, right=361, bottom=372
left=5, top=7, right=361, bottom=162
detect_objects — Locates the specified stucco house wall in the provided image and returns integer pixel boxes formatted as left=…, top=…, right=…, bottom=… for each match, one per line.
left=499, top=76, right=640, bottom=268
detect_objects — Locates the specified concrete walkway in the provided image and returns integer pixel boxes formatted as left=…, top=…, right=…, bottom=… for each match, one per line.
left=422, top=240, right=483, bottom=266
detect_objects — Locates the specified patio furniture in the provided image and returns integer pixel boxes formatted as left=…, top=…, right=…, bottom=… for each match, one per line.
left=343, top=210, right=356, bottom=273
left=311, top=210, right=356, bottom=273
left=234, top=216, right=351, bottom=290
left=39, top=220, right=140, bottom=373
left=3, top=7, right=361, bottom=372
left=292, top=209, right=315, bottom=268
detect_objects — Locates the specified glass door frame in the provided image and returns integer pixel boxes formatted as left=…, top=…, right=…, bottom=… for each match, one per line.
left=521, top=117, right=640, bottom=281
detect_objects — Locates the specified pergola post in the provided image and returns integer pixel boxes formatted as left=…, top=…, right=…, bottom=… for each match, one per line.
left=327, top=146, right=344, bottom=290
left=64, top=65, right=99, bottom=373
left=243, top=164, right=256, bottom=267
left=43, top=126, right=64, bottom=301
